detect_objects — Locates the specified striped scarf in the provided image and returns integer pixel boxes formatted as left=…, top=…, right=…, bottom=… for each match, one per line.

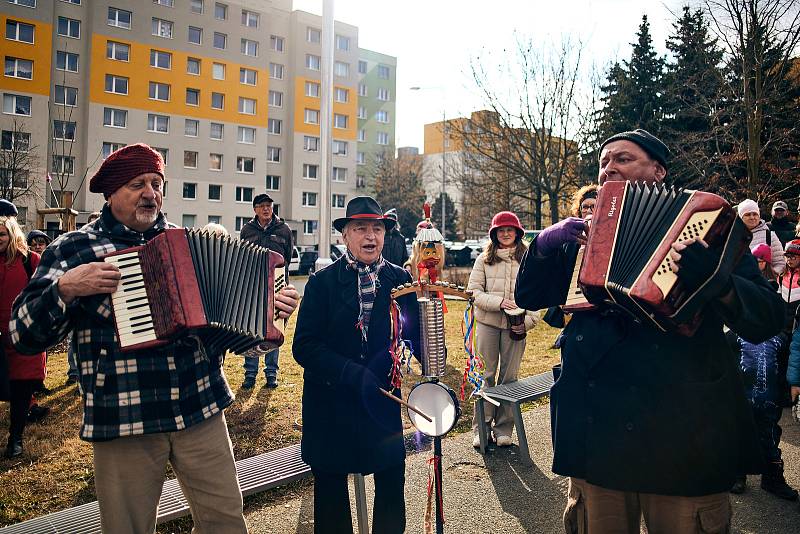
left=345, top=249, right=385, bottom=342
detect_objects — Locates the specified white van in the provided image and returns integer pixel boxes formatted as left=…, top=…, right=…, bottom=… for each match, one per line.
left=288, top=246, right=301, bottom=274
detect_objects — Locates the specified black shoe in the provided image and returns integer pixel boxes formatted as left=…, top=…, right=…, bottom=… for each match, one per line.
left=730, top=476, right=747, bottom=494
left=761, top=475, right=799, bottom=501
left=4, top=436, right=22, bottom=459
left=27, top=404, right=49, bottom=423
left=241, top=376, right=256, bottom=390
left=265, top=375, right=278, bottom=389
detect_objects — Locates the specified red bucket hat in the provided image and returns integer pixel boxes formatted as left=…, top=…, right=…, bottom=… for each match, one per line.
left=489, top=211, right=524, bottom=240
left=89, top=143, right=165, bottom=198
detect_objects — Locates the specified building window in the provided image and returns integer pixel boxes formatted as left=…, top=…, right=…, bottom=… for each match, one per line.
left=241, top=10, right=259, bottom=27
left=190, top=0, right=203, bottom=14
left=305, top=81, right=320, bottom=98
left=356, top=174, right=366, bottom=188
left=152, top=18, right=173, bottom=39
left=334, top=61, right=349, bottom=77
left=207, top=215, right=221, bottom=224
left=241, top=38, right=258, bottom=57
left=8, top=0, right=36, bottom=6
left=213, top=32, right=227, bottom=49
left=150, top=50, right=172, bottom=69
left=107, top=41, right=130, bottom=61
left=303, top=136, right=319, bottom=152
left=332, top=193, right=346, bottom=208
left=269, top=63, right=283, bottom=79
left=357, top=129, right=365, bottom=142
left=183, top=182, right=197, bottom=199
left=185, top=88, right=200, bottom=106
left=101, top=141, right=124, bottom=159
left=214, top=2, right=227, bottom=19
left=237, top=126, right=255, bottom=144
left=306, top=54, right=320, bottom=71
left=52, top=155, right=75, bottom=175
left=187, top=57, right=200, bottom=75
left=6, top=20, right=34, bottom=43
left=266, top=175, right=280, bottom=190
left=185, top=118, right=198, bottom=136
left=357, top=107, right=366, bottom=119
left=210, top=122, right=223, bottom=140
left=267, top=146, right=281, bottom=162
left=270, top=35, right=284, bottom=52
left=302, top=192, right=317, bottom=207
left=149, top=82, right=170, bottom=101
left=268, top=118, right=282, bottom=135
left=240, top=68, right=256, bottom=85
left=358, top=60, right=367, bottom=74
left=184, top=150, right=198, bottom=168
left=335, top=35, right=350, bottom=51
left=335, top=88, right=350, bottom=103
left=307, top=27, right=321, bottom=43
left=356, top=152, right=365, bottom=165
left=182, top=214, right=196, bottom=228
left=1, top=130, right=30, bottom=151
left=211, top=92, right=224, bottom=110
left=377, top=131, right=389, bottom=145
left=377, top=88, right=390, bottom=101
left=304, top=108, right=319, bottom=125
left=332, top=167, right=347, bottom=182
left=358, top=84, right=367, bottom=97
left=5, top=58, right=33, bottom=80
left=147, top=114, right=169, bottom=133
left=236, top=157, right=254, bottom=173
left=235, top=216, right=249, bottom=232
left=153, top=147, right=168, bottom=165
left=154, top=0, right=174, bottom=6
left=56, top=51, right=79, bottom=72
left=302, top=164, right=318, bottom=179
left=105, top=74, right=129, bottom=95
left=108, top=7, right=132, bottom=29
left=54, top=85, right=78, bottom=106
left=57, top=17, right=81, bottom=38
left=188, top=26, right=202, bottom=44
left=332, top=140, right=348, bottom=156
left=238, top=97, right=256, bottom=115
left=53, top=120, right=76, bottom=141
left=268, top=90, right=282, bottom=107
left=333, top=114, right=348, bottom=129
left=103, top=107, right=127, bottom=128
left=209, top=153, right=222, bottom=170
left=303, top=220, right=318, bottom=235
left=378, top=65, right=391, bottom=79
left=376, top=110, right=389, bottom=123
left=212, top=62, right=225, bottom=80
left=3, top=94, right=31, bottom=116
left=208, top=184, right=222, bottom=201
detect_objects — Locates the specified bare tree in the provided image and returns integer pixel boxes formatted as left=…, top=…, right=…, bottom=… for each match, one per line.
left=0, top=118, right=41, bottom=205
left=450, top=35, right=596, bottom=230
left=371, top=149, right=426, bottom=238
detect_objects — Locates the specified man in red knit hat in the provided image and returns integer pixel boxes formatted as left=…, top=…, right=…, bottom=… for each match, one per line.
left=11, top=144, right=300, bottom=533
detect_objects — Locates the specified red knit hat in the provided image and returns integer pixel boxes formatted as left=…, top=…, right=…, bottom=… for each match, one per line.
left=750, top=243, right=771, bottom=263
left=785, top=239, right=800, bottom=257
left=89, top=143, right=165, bottom=197
left=489, top=211, right=524, bottom=240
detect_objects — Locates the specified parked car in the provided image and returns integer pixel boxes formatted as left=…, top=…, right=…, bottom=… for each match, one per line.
left=297, top=245, right=346, bottom=275
left=288, top=246, right=301, bottom=275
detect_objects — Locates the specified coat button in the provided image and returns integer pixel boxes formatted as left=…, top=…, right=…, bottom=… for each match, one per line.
left=587, top=416, right=593, bottom=424
left=360, top=355, right=365, bottom=360
left=625, top=422, right=634, bottom=431
left=588, top=380, right=595, bottom=388
left=576, top=334, right=584, bottom=342
left=651, top=344, right=659, bottom=351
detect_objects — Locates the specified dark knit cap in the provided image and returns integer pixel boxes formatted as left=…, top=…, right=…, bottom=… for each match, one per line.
left=89, top=143, right=165, bottom=197
left=253, top=193, right=273, bottom=207
left=0, top=199, right=18, bottom=217
left=600, top=129, right=670, bottom=170
left=26, top=229, right=51, bottom=245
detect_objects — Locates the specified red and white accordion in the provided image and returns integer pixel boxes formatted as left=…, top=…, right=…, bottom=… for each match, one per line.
left=103, top=228, right=285, bottom=353
left=563, top=180, right=749, bottom=334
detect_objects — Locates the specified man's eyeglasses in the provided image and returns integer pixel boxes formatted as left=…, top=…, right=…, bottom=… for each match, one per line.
left=580, top=204, right=595, bottom=212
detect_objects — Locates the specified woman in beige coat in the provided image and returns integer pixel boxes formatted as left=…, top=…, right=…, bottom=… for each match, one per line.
left=468, top=211, right=538, bottom=447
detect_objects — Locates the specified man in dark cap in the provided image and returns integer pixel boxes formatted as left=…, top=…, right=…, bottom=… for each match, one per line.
left=293, top=196, right=420, bottom=533
left=11, top=143, right=299, bottom=534
left=0, top=199, right=18, bottom=217
left=381, top=208, right=409, bottom=267
left=767, top=200, right=796, bottom=247
left=238, top=192, right=293, bottom=389
left=516, top=130, right=784, bottom=531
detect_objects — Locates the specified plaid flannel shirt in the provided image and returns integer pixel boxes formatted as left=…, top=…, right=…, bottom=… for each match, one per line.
left=9, top=206, right=234, bottom=441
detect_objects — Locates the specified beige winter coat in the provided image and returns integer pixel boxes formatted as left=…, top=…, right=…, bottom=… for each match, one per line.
left=467, top=247, right=539, bottom=331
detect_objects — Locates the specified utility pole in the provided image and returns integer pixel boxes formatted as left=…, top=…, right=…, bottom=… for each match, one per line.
left=315, top=0, right=334, bottom=271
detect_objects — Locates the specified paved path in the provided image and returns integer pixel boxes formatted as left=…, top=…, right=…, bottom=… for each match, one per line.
left=243, top=405, right=800, bottom=533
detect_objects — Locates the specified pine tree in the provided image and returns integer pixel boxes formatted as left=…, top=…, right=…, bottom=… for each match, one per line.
left=430, top=193, right=459, bottom=241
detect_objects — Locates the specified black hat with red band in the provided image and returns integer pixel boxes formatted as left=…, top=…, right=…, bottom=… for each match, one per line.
left=333, top=196, right=395, bottom=232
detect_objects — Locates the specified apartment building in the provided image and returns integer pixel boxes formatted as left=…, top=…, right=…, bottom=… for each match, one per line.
left=0, top=0, right=396, bottom=248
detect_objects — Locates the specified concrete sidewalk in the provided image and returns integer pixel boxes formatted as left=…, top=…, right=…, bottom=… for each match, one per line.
left=244, top=405, right=800, bottom=533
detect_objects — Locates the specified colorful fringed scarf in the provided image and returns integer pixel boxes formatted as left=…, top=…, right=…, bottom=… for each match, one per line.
left=344, top=249, right=385, bottom=343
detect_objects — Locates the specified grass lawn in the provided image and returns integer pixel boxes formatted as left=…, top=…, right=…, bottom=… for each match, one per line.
left=0, top=299, right=560, bottom=529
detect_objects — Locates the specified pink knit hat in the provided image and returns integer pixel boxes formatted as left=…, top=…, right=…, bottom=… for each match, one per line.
left=89, top=143, right=165, bottom=198
left=750, top=243, right=771, bottom=263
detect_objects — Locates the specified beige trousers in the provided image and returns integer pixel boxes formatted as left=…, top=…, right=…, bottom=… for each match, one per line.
left=472, top=321, right=526, bottom=438
left=93, top=412, right=247, bottom=534
left=564, top=477, right=731, bottom=534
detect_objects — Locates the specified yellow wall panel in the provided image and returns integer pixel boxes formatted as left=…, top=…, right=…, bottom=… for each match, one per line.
left=293, top=77, right=356, bottom=140
left=0, top=15, right=52, bottom=96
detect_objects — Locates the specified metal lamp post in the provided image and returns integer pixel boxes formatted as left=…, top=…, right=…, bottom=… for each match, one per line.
left=410, top=86, right=446, bottom=237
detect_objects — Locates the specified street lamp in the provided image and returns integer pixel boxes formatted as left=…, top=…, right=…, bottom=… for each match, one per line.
left=409, top=86, right=446, bottom=237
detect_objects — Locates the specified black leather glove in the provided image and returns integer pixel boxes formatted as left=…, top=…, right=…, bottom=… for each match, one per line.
left=676, top=241, right=726, bottom=294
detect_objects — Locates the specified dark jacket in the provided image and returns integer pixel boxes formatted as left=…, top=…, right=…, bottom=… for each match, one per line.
left=293, top=257, right=420, bottom=474
left=515, top=238, right=784, bottom=496
left=382, top=229, right=409, bottom=267
left=239, top=215, right=293, bottom=276
left=767, top=217, right=796, bottom=248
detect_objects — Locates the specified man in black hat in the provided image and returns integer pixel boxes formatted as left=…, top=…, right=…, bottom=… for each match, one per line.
left=239, top=193, right=293, bottom=389
left=381, top=208, right=409, bottom=267
left=0, top=199, right=18, bottom=217
left=516, top=129, right=784, bottom=531
left=293, top=196, right=420, bottom=533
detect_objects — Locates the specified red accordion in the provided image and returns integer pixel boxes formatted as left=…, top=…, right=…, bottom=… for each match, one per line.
left=103, top=228, right=285, bottom=353
left=564, top=180, right=749, bottom=334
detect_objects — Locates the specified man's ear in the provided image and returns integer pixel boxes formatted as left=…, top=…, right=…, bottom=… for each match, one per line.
left=654, top=162, right=667, bottom=182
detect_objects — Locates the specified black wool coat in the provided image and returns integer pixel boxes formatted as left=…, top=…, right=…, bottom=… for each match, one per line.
left=515, top=238, right=784, bottom=496
left=292, top=257, right=420, bottom=474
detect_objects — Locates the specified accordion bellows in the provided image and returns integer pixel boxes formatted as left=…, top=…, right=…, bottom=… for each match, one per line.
left=577, top=180, right=749, bottom=334
left=104, top=228, right=285, bottom=353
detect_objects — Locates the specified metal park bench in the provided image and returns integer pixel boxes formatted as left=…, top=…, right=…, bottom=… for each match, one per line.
left=0, top=443, right=370, bottom=534
left=475, top=371, right=555, bottom=464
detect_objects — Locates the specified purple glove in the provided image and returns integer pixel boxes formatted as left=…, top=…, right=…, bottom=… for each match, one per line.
left=536, top=217, right=586, bottom=256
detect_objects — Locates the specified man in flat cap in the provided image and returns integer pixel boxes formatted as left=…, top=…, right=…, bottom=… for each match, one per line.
left=10, top=144, right=300, bottom=534
left=767, top=200, right=796, bottom=248
left=516, top=130, right=784, bottom=532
